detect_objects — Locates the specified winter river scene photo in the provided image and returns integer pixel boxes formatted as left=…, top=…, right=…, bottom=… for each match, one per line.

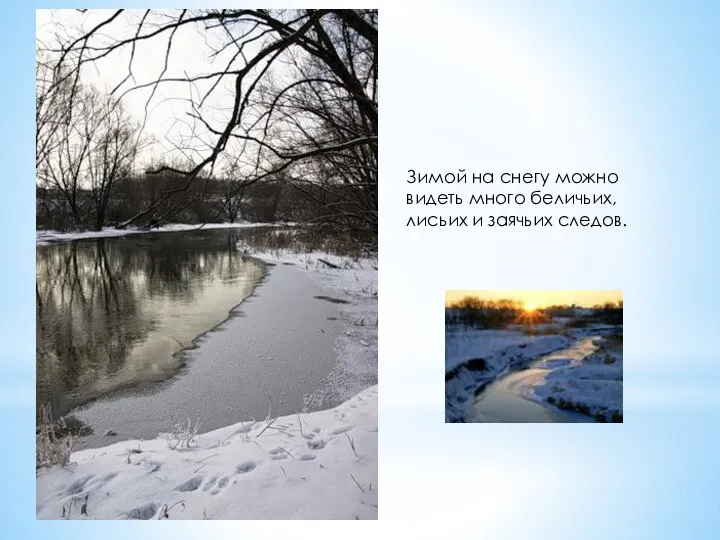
left=445, top=290, right=623, bottom=423
left=36, top=9, right=377, bottom=520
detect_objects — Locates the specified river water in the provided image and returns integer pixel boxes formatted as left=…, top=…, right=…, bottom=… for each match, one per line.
left=470, top=338, right=599, bottom=423
left=36, top=227, right=344, bottom=447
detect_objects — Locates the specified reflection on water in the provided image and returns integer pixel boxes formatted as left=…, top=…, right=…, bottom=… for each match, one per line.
left=36, top=229, right=265, bottom=419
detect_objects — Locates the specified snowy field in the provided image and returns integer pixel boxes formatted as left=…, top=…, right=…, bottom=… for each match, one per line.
left=445, top=322, right=623, bottom=422
left=445, top=328, right=569, bottom=422
left=37, top=240, right=378, bottom=519
left=532, top=335, right=623, bottom=422
left=36, top=222, right=284, bottom=245
left=36, top=385, right=377, bottom=520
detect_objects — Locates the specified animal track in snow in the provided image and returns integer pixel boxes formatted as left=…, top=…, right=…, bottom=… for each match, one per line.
left=330, top=426, right=352, bottom=435
left=176, top=476, right=203, bottom=492
left=202, top=476, right=218, bottom=492
left=236, top=460, right=257, bottom=474
left=307, top=439, right=326, bottom=450
left=63, top=472, right=117, bottom=497
left=268, top=447, right=289, bottom=460
left=127, top=502, right=158, bottom=520
left=299, top=453, right=316, bottom=461
left=209, top=476, right=230, bottom=495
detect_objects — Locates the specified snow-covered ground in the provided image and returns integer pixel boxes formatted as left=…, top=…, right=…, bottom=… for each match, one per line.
left=445, top=322, right=623, bottom=423
left=36, top=386, right=377, bottom=520
left=236, top=245, right=378, bottom=408
left=445, top=328, right=569, bottom=422
left=37, top=242, right=378, bottom=519
left=36, top=222, right=284, bottom=245
left=532, top=335, right=623, bottom=422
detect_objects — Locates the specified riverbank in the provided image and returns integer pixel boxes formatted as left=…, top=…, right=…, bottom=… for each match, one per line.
left=532, top=334, right=623, bottom=422
left=37, top=385, right=377, bottom=520
left=36, top=221, right=286, bottom=246
left=37, top=240, right=378, bottom=519
left=445, top=329, right=570, bottom=422
left=236, top=244, right=378, bottom=407
left=445, top=325, right=622, bottom=422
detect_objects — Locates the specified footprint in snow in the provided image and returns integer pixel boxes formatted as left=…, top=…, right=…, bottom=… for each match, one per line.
left=236, top=460, right=257, bottom=474
left=330, top=426, right=352, bottom=435
left=176, top=476, right=203, bottom=492
left=268, top=447, right=289, bottom=460
left=63, top=473, right=117, bottom=496
left=299, top=453, right=316, bottom=461
left=202, top=476, right=218, bottom=492
left=127, top=502, right=158, bottom=520
left=210, top=476, right=230, bottom=495
left=307, top=439, right=326, bottom=450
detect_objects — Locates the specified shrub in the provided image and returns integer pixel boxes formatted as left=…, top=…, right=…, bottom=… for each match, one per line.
left=165, top=418, right=201, bottom=451
left=36, top=403, right=79, bottom=468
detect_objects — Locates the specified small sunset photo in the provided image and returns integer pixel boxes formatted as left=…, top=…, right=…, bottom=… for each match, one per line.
left=445, top=290, right=623, bottom=423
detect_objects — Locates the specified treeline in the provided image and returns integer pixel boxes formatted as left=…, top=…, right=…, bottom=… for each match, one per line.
left=37, top=10, right=378, bottom=248
left=445, top=297, right=529, bottom=329
left=590, top=301, right=624, bottom=325
left=36, top=170, right=370, bottom=234
left=446, top=298, right=624, bottom=329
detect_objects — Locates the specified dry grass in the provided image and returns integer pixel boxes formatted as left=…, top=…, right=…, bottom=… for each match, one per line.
left=36, top=403, right=80, bottom=469
left=165, top=419, right=201, bottom=451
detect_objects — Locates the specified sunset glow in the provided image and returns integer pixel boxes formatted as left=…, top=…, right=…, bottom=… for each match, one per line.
left=445, top=290, right=623, bottom=308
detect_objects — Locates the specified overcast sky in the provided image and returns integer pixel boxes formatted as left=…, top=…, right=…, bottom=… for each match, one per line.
left=36, top=9, right=246, bottom=170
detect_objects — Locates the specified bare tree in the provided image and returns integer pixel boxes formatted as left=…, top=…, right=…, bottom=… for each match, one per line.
left=38, top=83, right=100, bottom=229
left=43, top=9, right=378, bottom=244
left=36, top=47, right=74, bottom=172
left=86, top=96, right=143, bottom=230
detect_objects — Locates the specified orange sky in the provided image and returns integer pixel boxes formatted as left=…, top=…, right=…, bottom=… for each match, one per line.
left=445, top=290, right=622, bottom=308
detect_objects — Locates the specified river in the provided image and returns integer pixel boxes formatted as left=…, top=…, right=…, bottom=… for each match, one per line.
left=36, top=227, right=345, bottom=447
left=470, top=337, right=600, bottom=423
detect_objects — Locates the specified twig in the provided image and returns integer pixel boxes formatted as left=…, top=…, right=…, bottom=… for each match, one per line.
left=318, top=258, right=340, bottom=269
left=350, top=474, right=365, bottom=494
left=255, top=417, right=277, bottom=438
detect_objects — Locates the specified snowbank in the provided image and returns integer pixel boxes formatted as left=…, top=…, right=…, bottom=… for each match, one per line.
left=37, top=242, right=379, bottom=519
left=533, top=335, right=623, bottom=422
left=36, top=222, right=284, bottom=245
left=36, top=386, right=378, bottom=520
left=237, top=246, right=378, bottom=407
left=445, top=328, right=569, bottom=422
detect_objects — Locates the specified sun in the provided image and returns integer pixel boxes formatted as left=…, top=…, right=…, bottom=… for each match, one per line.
left=524, top=303, right=537, bottom=312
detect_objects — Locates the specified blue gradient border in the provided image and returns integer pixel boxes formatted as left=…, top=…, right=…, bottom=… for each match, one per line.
left=4, top=1, right=720, bottom=538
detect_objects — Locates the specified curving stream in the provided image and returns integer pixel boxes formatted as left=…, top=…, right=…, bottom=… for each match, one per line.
left=470, top=338, right=599, bottom=423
